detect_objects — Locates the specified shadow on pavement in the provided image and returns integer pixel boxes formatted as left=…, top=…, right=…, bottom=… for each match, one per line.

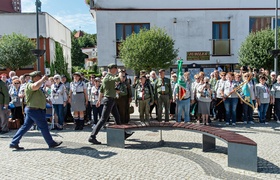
left=14, top=146, right=117, bottom=160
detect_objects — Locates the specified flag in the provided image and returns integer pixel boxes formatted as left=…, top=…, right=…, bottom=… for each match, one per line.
left=235, top=81, right=255, bottom=109
left=177, top=59, right=186, bottom=100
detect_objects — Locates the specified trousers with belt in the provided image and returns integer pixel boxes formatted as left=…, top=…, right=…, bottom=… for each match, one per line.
left=10, top=107, right=57, bottom=147
left=157, top=93, right=170, bottom=122
left=90, top=97, right=121, bottom=138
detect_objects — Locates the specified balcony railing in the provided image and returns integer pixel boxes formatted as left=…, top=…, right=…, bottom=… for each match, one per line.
left=211, top=39, right=233, bottom=56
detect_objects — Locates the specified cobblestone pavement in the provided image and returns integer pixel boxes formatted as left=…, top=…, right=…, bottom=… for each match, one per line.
left=1, top=112, right=280, bottom=179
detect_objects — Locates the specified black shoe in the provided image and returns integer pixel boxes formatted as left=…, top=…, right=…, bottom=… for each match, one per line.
left=88, top=137, right=101, bottom=144
left=125, top=132, right=134, bottom=140
left=10, top=144, right=24, bottom=150
left=0, top=130, right=9, bottom=134
left=79, top=120, right=84, bottom=130
left=74, top=120, right=80, bottom=130
left=49, top=141, right=63, bottom=148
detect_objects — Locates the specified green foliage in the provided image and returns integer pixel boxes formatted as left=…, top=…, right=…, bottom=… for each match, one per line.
left=119, top=27, right=178, bottom=73
left=50, top=42, right=71, bottom=80
left=72, top=66, right=101, bottom=79
left=0, top=33, right=36, bottom=70
left=239, top=29, right=276, bottom=70
left=71, top=30, right=97, bottom=67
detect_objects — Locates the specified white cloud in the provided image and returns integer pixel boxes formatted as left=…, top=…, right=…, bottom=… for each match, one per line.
left=22, top=0, right=49, bottom=12
left=21, top=0, right=96, bottom=33
left=53, top=13, right=96, bottom=34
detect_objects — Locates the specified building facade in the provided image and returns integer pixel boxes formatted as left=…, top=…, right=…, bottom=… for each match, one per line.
left=89, top=0, right=278, bottom=76
left=0, top=12, right=71, bottom=75
left=0, top=0, right=21, bottom=13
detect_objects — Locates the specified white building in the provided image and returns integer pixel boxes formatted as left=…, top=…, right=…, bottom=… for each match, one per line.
left=0, top=12, right=71, bottom=75
left=89, top=0, right=278, bottom=76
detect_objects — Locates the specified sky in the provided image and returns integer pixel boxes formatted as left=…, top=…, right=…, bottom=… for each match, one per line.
left=21, top=0, right=96, bottom=34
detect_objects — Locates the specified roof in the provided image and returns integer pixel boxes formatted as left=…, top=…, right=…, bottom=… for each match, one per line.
left=74, top=30, right=85, bottom=38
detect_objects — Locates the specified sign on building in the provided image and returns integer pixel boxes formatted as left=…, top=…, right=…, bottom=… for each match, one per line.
left=187, top=51, right=210, bottom=60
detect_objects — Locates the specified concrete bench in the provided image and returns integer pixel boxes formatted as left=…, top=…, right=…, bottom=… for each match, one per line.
left=107, top=121, right=257, bottom=172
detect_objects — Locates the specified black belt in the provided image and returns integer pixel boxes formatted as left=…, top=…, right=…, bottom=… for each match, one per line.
left=26, top=107, right=45, bottom=110
left=182, top=97, right=190, bottom=100
left=76, top=92, right=84, bottom=94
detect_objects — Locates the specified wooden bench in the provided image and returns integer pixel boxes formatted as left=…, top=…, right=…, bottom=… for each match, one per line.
left=107, top=121, right=258, bottom=172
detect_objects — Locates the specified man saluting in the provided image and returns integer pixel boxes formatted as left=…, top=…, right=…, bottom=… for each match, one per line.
left=10, top=71, right=62, bottom=150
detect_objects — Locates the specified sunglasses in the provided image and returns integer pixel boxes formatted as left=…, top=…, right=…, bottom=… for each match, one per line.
left=244, top=76, right=248, bottom=77
left=14, top=83, right=20, bottom=84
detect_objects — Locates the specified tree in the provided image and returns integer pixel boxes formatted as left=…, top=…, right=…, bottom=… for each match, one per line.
left=71, top=30, right=97, bottom=67
left=119, top=27, right=178, bottom=73
left=50, top=42, right=71, bottom=80
left=239, top=29, right=276, bottom=70
left=0, top=33, right=36, bottom=70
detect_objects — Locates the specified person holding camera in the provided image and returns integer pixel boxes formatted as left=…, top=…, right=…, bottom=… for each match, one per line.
left=10, top=71, right=62, bottom=149
left=195, top=77, right=212, bottom=125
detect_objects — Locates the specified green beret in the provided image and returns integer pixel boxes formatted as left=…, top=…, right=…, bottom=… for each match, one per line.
left=29, top=71, right=42, bottom=77
left=107, top=63, right=117, bottom=69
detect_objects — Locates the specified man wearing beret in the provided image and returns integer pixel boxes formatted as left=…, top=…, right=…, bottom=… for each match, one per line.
left=154, top=69, right=172, bottom=122
left=89, top=64, right=133, bottom=144
left=9, top=71, right=62, bottom=150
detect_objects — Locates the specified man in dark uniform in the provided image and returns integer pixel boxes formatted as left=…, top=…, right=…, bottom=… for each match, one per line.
left=9, top=71, right=62, bottom=150
left=88, top=64, right=133, bottom=144
left=0, top=77, right=9, bottom=134
left=154, top=69, right=172, bottom=122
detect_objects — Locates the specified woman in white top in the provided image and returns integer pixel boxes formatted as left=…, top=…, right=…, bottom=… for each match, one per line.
left=51, top=74, right=67, bottom=130
left=91, top=77, right=104, bottom=126
left=69, top=72, right=88, bottom=130
left=196, top=77, right=212, bottom=125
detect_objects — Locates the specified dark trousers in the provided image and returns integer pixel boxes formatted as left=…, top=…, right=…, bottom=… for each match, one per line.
left=11, top=108, right=56, bottom=146
left=243, top=100, right=255, bottom=122
left=116, top=96, right=130, bottom=124
left=150, top=103, right=158, bottom=117
left=90, top=97, right=121, bottom=138
left=92, top=104, right=104, bottom=124
left=86, top=101, right=92, bottom=121
left=236, top=99, right=243, bottom=122
left=11, top=106, right=24, bottom=124
left=216, top=98, right=225, bottom=121
left=170, top=102, right=176, bottom=115
left=274, top=98, right=280, bottom=121
left=266, top=103, right=275, bottom=121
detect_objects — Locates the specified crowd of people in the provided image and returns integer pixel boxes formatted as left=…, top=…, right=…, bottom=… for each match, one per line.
left=1, top=65, right=280, bottom=146
left=132, top=66, right=280, bottom=126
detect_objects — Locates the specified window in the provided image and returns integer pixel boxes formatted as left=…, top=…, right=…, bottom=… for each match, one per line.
left=249, top=17, right=271, bottom=32
left=116, top=23, right=150, bottom=57
left=212, top=22, right=231, bottom=56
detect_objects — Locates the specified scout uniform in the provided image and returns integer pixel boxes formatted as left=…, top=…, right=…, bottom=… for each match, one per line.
left=10, top=71, right=62, bottom=149
left=135, top=76, right=154, bottom=122
left=154, top=69, right=172, bottom=122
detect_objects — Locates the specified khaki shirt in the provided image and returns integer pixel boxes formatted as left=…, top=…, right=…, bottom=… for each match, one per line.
left=25, top=82, right=46, bottom=109
left=154, top=77, right=172, bottom=99
left=100, top=73, right=120, bottom=98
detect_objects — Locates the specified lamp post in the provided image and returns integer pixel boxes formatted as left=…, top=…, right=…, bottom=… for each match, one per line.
left=275, top=0, right=279, bottom=73
left=31, top=0, right=45, bottom=71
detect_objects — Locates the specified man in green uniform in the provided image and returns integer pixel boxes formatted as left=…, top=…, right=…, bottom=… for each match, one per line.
left=135, top=75, right=154, bottom=122
left=9, top=71, right=62, bottom=150
left=154, top=69, right=172, bottom=122
left=0, top=78, right=9, bottom=134
left=89, top=64, right=133, bottom=144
